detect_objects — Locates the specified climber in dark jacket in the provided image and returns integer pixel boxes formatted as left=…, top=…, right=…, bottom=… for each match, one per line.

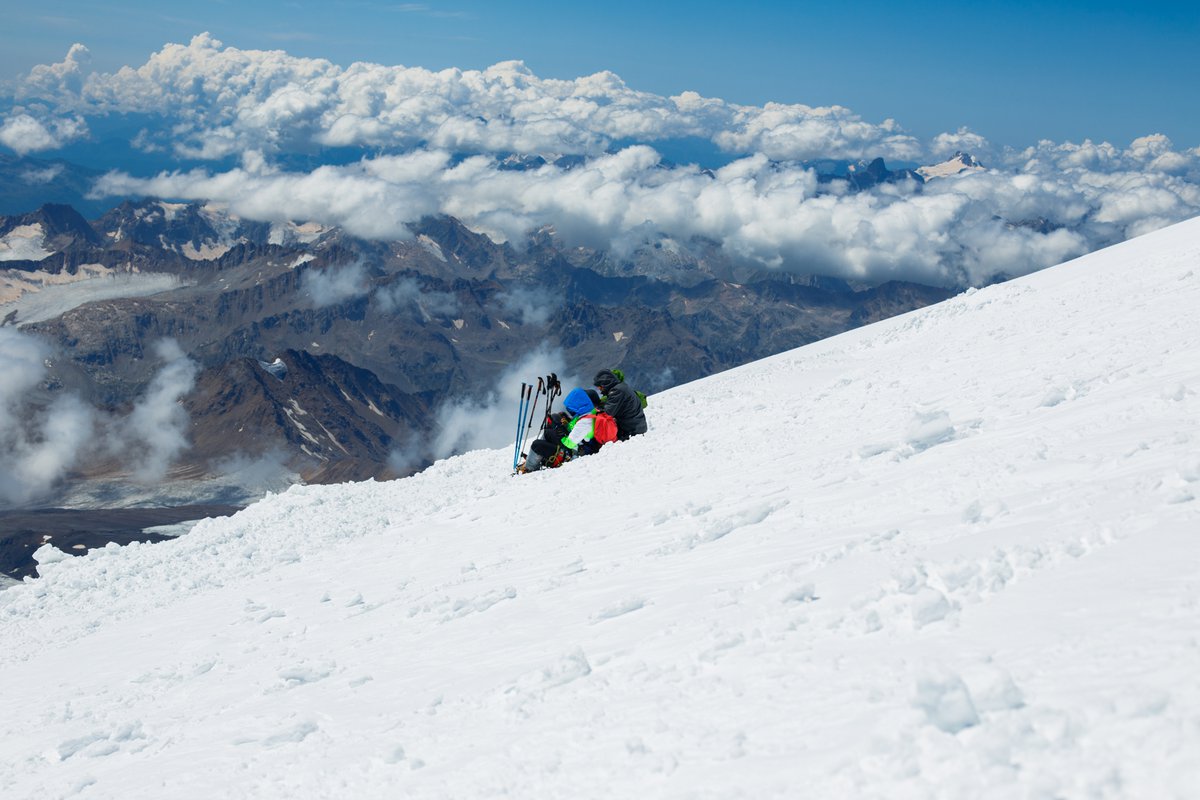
left=593, top=369, right=648, bottom=440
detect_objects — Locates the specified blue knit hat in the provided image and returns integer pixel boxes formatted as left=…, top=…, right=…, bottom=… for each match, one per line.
left=563, top=387, right=596, bottom=416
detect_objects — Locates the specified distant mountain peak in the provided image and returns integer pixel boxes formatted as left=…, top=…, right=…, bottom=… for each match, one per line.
left=917, top=152, right=985, bottom=181
left=829, top=157, right=923, bottom=190
left=95, top=199, right=272, bottom=259
left=0, top=203, right=101, bottom=262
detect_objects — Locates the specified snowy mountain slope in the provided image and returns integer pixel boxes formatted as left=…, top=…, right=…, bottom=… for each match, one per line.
left=1, top=217, right=1199, bottom=798
left=0, top=223, right=54, bottom=261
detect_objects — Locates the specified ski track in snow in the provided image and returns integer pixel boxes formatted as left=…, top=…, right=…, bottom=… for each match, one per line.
left=1, top=221, right=1199, bottom=797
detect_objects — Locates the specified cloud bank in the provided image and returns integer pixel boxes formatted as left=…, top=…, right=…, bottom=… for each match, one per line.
left=90, top=137, right=1200, bottom=287
left=10, top=34, right=918, bottom=163
left=5, top=35, right=1200, bottom=287
left=0, top=113, right=88, bottom=156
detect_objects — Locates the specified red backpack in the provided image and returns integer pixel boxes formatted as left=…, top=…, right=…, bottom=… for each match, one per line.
left=588, top=412, right=619, bottom=446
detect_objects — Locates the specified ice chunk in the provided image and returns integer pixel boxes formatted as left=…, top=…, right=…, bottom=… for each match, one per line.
left=911, top=587, right=952, bottom=627
left=904, top=410, right=956, bottom=452
left=33, top=543, right=70, bottom=567
left=913, top=670, right=980, bottom=733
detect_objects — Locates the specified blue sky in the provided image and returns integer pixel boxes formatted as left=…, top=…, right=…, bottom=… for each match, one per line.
left=2, top=0, right=1197, bottom=148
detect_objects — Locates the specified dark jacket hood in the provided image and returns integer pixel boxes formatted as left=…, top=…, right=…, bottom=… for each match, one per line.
left=594, top=369, right=619, bottom=391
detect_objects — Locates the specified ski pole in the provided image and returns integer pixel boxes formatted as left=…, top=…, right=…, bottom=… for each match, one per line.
left=547, top=371, right=559, bottom=417
left=513, top=382, right=528, bottom=471
left=512, top=382, right=523, bottom=471
left=529, top=377, right=544, bottom=430
left=540, top=373, right=561, bottom=435
left=518, top=384, right=533, bottom=465
left=520, top=377, right=543, bottom=451
left=520, top=377, right=547, bottom=459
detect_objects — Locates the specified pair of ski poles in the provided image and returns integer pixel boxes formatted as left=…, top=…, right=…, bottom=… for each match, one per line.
left=512, top=373, right=560, bottom=472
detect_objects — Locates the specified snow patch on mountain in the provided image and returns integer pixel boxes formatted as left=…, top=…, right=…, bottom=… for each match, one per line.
left=917, top=151, right=985, bottom=180
left=0, top=223, right=54, bottom=261
left=417, top=234, right=448, bottom=262
left=269, top=220, right=329, bottom=246
left=171, top=237, right=234, bottom=260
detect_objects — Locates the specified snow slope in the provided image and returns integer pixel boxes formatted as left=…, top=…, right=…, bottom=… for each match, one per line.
left=0, top=224, right=54, bottom=262
left=2, top=217, right=1199, bottom=798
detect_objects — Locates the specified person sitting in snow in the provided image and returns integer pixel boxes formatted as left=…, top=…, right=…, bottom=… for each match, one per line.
left=521, top=388, right=603, bottom=473
left=594, top=369, right=648, bottom=440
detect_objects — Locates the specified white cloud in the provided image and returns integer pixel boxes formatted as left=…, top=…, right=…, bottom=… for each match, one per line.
left=119, top=339, right=200, bottom=482
left=0, top=327, right=46, bottom=415
left=714, top=103, right=920, bottom=162
left=644, top=366, right=674, bottom=392
left=173, top=126, right=241, bottom=160
left=93, top=160, right=433, bottom=240
left=17, top=42, right=92, bottom=98
left=0, top=328, right=95, bottom=506
left=20, top=395, right=95, bottom=493
left=429, top=343, right=581, bottom=461
left=929, top=127, right=993, bottom=161
left=0, top=113, right=88, bottom=156
left=0, top=331, right=209, bottom=504
left=11, top=35, right=918, bottom=162
left=213, top=447, right=297, bottom=495
left=304, top=260, right=371, bottom=307
left=386, top=433, right=424, bottom=475
left=21, top=164, right=65, bottom=184
left=493, top=286, right=559, bottom=326
left=373, top=276, right=458, bottom=318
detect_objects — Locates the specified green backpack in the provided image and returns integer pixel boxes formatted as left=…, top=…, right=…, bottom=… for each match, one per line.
left=610, top=368, right=648, bottom=409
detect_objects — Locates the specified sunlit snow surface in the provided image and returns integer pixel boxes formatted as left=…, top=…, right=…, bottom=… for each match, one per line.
left=2, top=219, right=1199, bottom=797
left=0, top=224, right=54, bottom=262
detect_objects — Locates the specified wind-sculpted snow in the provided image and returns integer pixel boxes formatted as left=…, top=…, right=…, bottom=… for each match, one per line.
left=1, top=219, right=1199, bottom=797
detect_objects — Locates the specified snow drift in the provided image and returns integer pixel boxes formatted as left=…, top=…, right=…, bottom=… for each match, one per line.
left=1, top=215, right=1198, bottom=797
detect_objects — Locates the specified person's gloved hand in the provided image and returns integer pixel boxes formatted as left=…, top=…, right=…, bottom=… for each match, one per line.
left=545, top=415, right=568, bottom=442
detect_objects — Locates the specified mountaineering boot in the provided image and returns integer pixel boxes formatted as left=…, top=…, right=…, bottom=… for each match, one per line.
left=521, top=438, right=563, bottom=473
left=522, top=449, right=545, bottom=473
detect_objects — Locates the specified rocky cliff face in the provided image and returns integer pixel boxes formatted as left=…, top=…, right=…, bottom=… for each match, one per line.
left=1, top=200, right=952, bottom=506
left=184, top=350, right=433, bottom=483
left=95, top=200, right=273, bottom=260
